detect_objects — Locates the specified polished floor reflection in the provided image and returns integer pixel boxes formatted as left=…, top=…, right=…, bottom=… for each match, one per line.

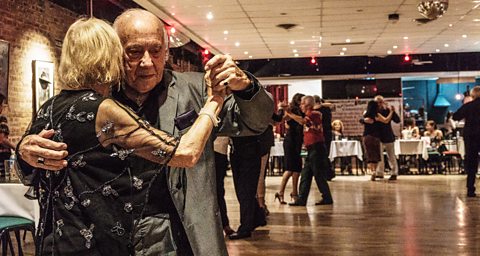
left=225, top=175, right=480, bottom=256
left=15, top=175, right=480, bottom=255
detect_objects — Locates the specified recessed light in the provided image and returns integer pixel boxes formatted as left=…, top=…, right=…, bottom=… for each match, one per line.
left=293, top=49, right=297, bottom=53
left=462, top=34, right=467, bottom=38
left=224, top=37, right=228, bottom=40
left=235, top=42, right=240, bottom=47
left=244, top=51, right=248, bottom=55
left=290, top=41, right=295, bottom=45
left=444, top=43, right=449, bottom=47
left=403, top=36, right=408, bottom=40
left=346, top=39, right=351, bottom=43
left=206, top=12, right=213, bottom=20
left=249, top=55, right=253, bottom=59
left=449, top=23, right=453, bottom=27
left=223, top=30, right=229, bottom=35
left=393, top=45, right=398, bottom=49
left=342, top=47, right=347, bottom=51
left=474, top=19, right=480, bottom=22
left=171, top=13, right=175, bottom=16
left=387, top=50, right=392, bottom=54
left=319, top=36, right=322, bottom=41
left=340, top=52, right=345, bottom=56
left=318, top=42, right=322, bottom=48
left=294, top=53, right=299, bottom=57
left=436, top=49, right=440, bottom=52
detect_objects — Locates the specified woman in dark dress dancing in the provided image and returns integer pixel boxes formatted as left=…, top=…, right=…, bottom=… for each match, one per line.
left=19, top=18, right=223, bottom=255
left=275, top=93, right=304, bottom=204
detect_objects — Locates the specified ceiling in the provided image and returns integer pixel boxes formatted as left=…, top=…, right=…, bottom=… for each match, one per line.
left=134, top=0, right=480, bottom=61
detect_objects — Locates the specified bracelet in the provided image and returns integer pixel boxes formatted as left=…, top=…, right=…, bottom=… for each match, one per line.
left=198, top=108, right=221, bottom=127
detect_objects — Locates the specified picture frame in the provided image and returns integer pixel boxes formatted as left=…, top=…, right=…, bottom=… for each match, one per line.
left=33, top=60, right=54, bottom=112
left=0, top=40, right=9, bottom=104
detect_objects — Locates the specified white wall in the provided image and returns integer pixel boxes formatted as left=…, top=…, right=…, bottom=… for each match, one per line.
left=259, top=78, right=322, bottom=101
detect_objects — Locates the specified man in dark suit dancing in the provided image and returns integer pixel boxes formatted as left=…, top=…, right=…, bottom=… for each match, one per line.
left=453, top=86, right=480, bottom=197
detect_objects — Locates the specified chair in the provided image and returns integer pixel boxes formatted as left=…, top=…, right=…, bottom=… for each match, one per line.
left=0, top=216, right=35, bottom=256
left=441, top=139, right=463, bottom=174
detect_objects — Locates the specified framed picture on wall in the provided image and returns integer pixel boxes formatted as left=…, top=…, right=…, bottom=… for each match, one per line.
left=0, top=40, right=9, bottom=104
left=33, top=60, right=54, bottom=112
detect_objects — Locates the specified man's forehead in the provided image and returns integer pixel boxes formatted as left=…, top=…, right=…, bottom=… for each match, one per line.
left=124, top=33, right=164, bottom=45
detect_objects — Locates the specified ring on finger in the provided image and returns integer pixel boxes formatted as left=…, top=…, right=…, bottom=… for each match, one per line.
left=37, top=157, right=45, bottom=165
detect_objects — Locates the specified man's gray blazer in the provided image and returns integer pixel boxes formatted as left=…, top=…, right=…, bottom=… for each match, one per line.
left=157, top=70, right=273, bottom=255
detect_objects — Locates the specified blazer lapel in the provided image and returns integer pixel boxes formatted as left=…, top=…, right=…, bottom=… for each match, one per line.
left=158, top=75, right=178, bottom=135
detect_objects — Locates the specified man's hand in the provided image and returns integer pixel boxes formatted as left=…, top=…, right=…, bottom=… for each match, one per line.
left=204, top=55, right=251, bottom=92
left=18, top=130, right=68, bottom=171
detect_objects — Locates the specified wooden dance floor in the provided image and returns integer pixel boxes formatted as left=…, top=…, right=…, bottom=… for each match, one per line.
left=16, top=175, right=480, bottom=255
left=225, top=175, right=480, bottom=256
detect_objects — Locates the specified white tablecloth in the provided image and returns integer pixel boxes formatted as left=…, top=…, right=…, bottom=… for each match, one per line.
left=270, top=140, right=284, bottom=157
left=0, top=183, right=39, bottom=225
left=394, top=139, right=429, bottom=160
left=329, top=140, right=363, bottom=161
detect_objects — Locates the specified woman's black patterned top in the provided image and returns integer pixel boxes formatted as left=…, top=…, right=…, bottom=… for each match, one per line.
left=27, top=89, right=178, bottom=256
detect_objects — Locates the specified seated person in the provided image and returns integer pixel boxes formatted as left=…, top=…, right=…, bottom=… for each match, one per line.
left=424, top=120, right=446, bottom=173
left=0, top=121, right=12, bottom=177
left=331, top=119, right=351, bottom=174
left=423, top=120, right=443, bottom=148
left=401, top=117, right=420, bottom=139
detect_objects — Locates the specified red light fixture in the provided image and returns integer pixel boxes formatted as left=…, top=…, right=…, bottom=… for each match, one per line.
left=203, top=49, right=209, bottom=55
left=404, top=54, right=410, bottom=62
left=310, top=57, right=316, bottom=64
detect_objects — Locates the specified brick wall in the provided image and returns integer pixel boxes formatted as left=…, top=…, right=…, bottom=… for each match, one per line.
left=0, top=0, right=77, bottom=144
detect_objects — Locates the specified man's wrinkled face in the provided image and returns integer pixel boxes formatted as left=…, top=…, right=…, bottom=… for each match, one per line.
left=123, top=26, right=167, bottom=94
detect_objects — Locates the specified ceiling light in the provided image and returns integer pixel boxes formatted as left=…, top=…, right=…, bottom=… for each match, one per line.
left=318, top=42, right=322, bottom=48
left=294, top=53, right=299, bottom=57
left=235, top=42, right=240, bottom=47
left=346, top=39, right=351, bottom=43
left=444, top=43, right=449, bottom=47
left=393, top=45, right=398, bottom=49
left=290, top=41, right=295, bottom=45
left=206, top=12, right=214, bottom=20
left=340, top=52, right=345, bottom=56
left=249, top=56, right=253, bottom=59
left=244, top=51, right=248, bottom=55
left=449, top=23, right=453, bottom=27
left=462, top=34, right=467, bottom=38
left=319, top=36, right=323, bottom=41
left=170, top=27, right=176, bottom=34
left=387, top=50, right=392, bottom=54
left=418, top=0, right=449, bottom=20
left=171, top=13, right=175, bottom=16
left=342, top=47, right=347, bottom=51
left=403, top=36, right=409, bottom=40
left=223, top=30, right=229, bottom=35
left=293, top=49, right=297, bottom=53
left=224, top=37, right=227, bottom=40
left=436, top=49, right=440, bottom=52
